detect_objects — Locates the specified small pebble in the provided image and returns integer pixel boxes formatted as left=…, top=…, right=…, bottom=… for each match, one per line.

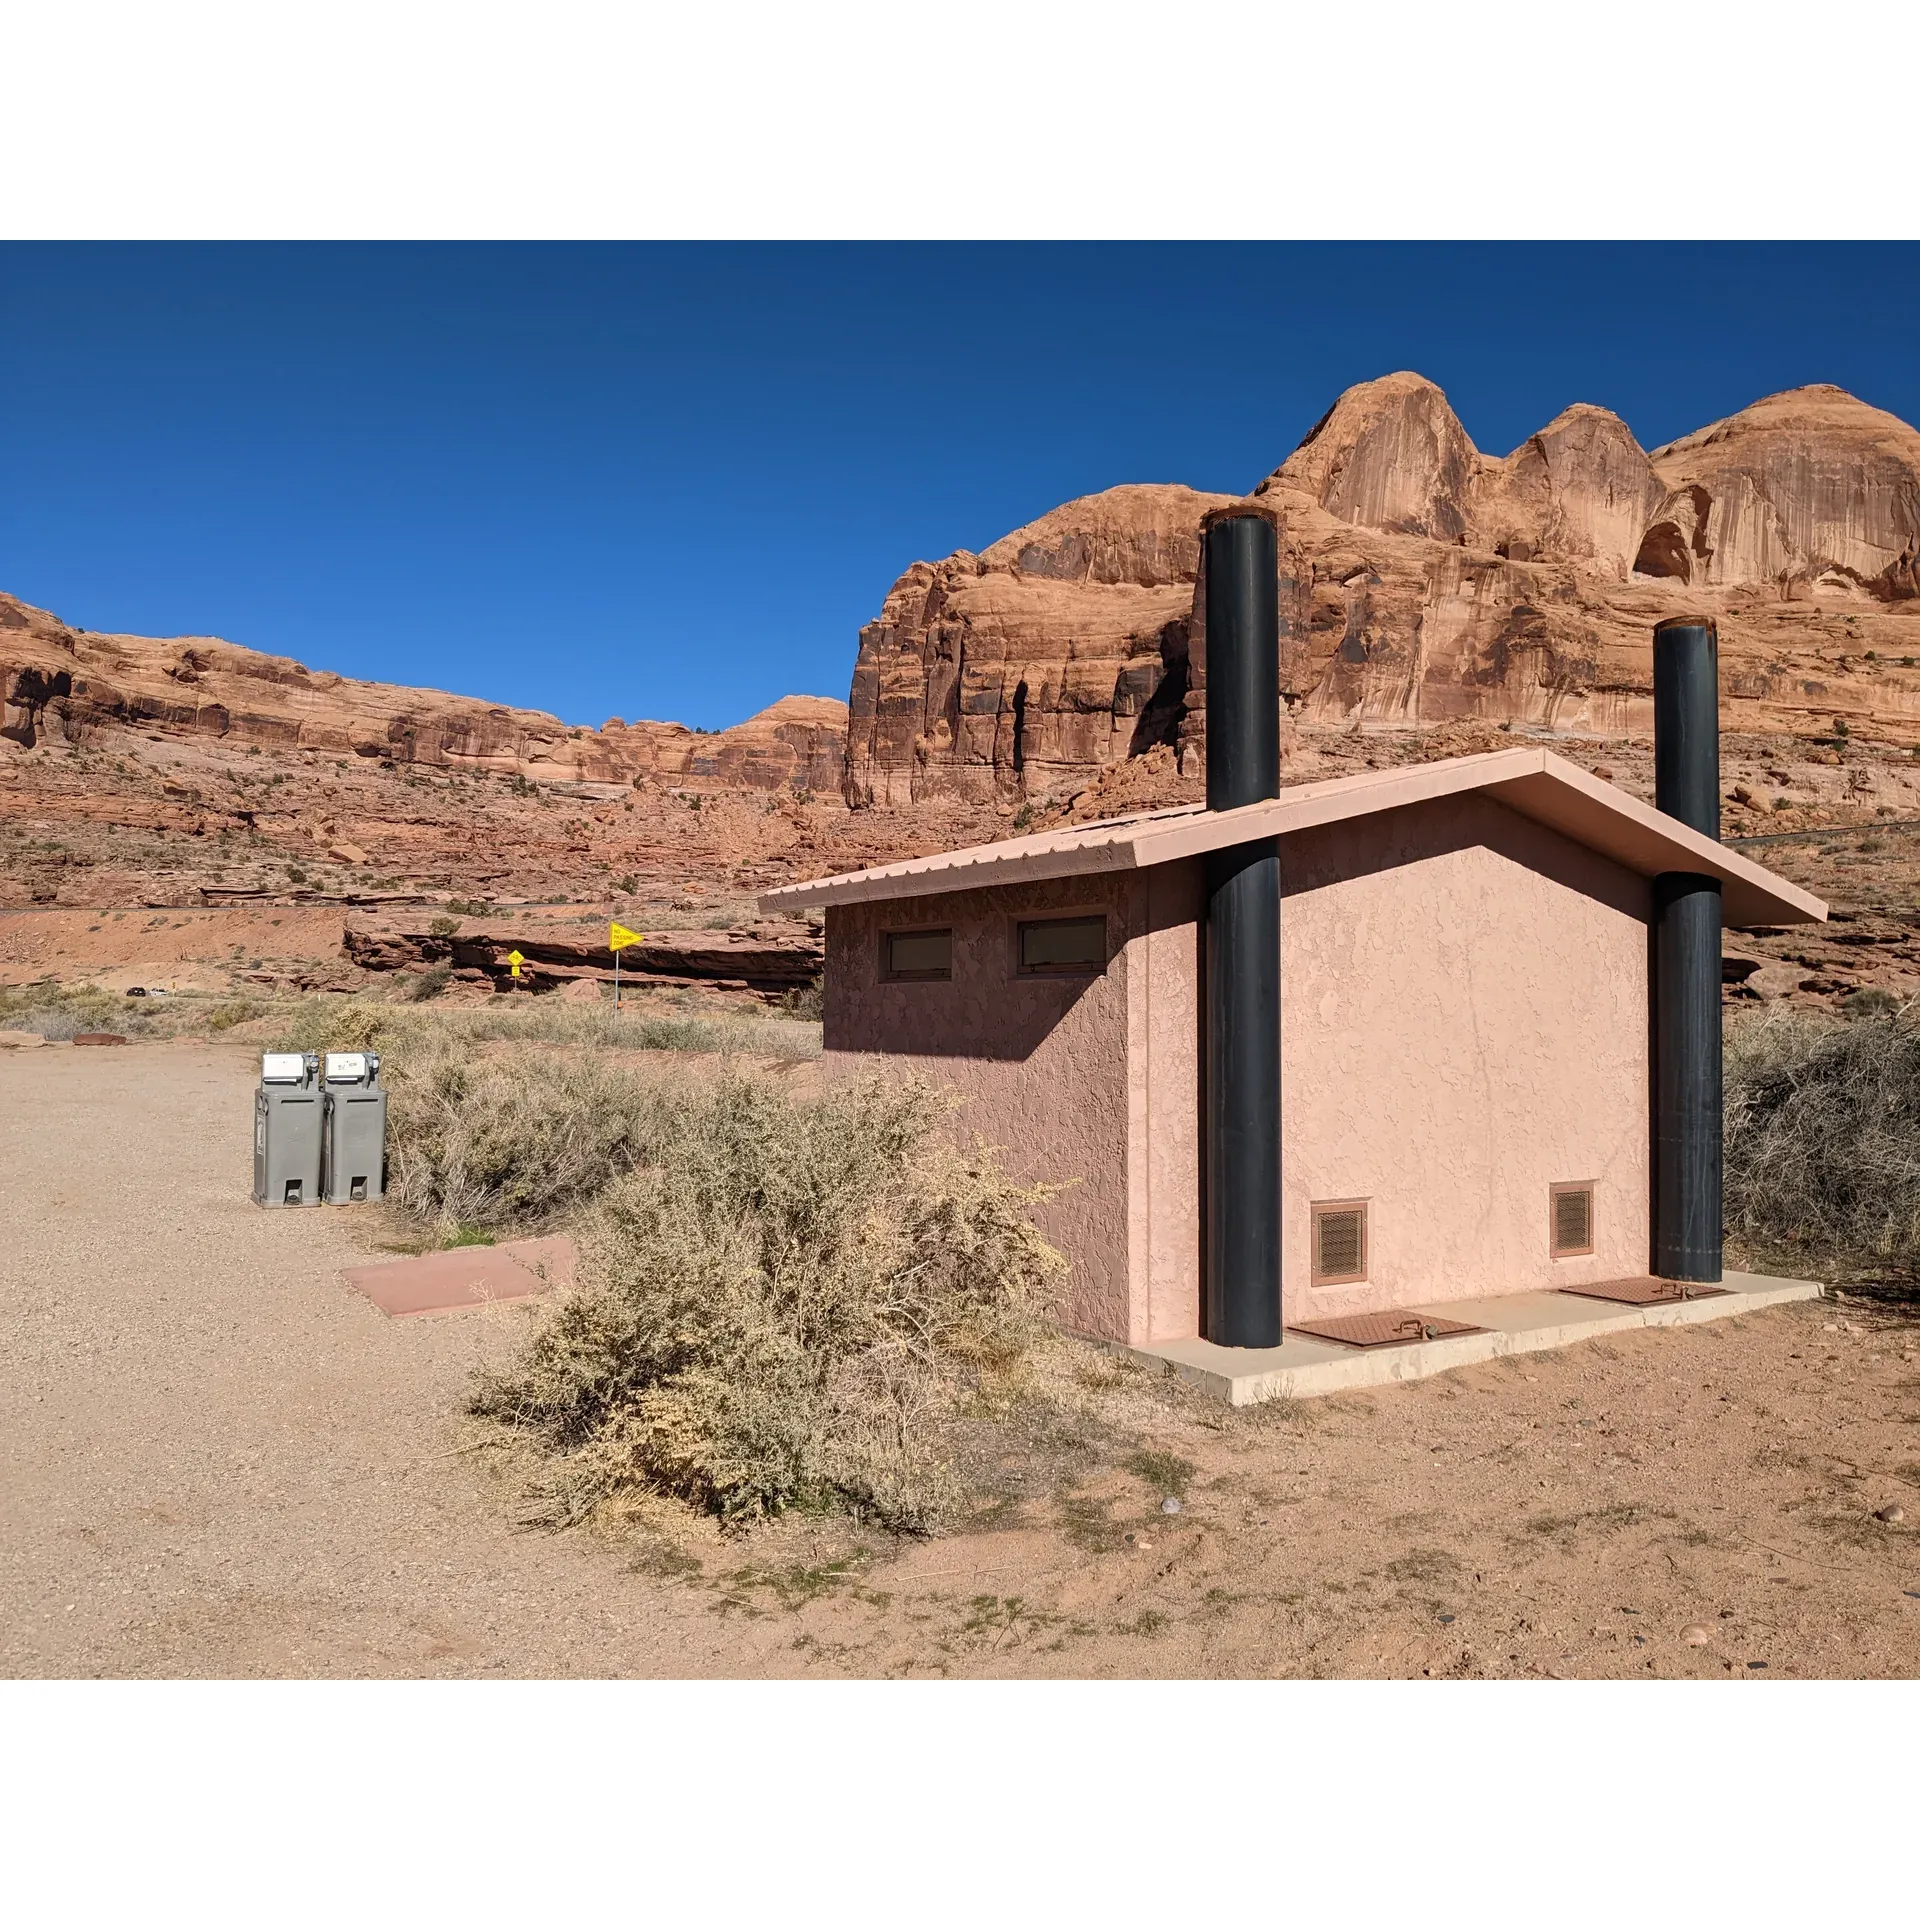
left=1437, top=1613, right=1456, bottom=1625
left=1682, top=1625, right=1712, bottom=1647
left=1874, top=1504, right=1905, bottom=1525
left=1747, top=1661, right=1769, bottom=1671
left=1161, top=1497, right=1182, bottom=1515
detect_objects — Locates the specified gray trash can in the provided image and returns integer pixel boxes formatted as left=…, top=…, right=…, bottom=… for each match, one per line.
left=321, top=1050, right=386, bottom=1204
left=254, top=1052, right=324, bottom=1207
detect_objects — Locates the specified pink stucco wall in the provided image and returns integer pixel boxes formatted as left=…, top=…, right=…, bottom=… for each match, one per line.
left=1273, top=792, right=1649, bottom=1328
left=822, top=871, right=1143, bottom=1341
left=824, top=790, right=1653, bottom=1346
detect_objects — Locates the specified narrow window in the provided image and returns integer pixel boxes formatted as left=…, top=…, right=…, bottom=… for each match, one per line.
left=1550, top=1182, right=1595, bottom=1257
left=1017, top=914, right=1106, bottom=976
left=883, top=928, right=952, bottom=982
left=1311, top=1200, right=1369, bottom=1284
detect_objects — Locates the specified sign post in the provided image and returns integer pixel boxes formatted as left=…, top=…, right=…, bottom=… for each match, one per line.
left=609, top=921, right=642, bottom=1010
left=506, top=948, right=525, bottom=986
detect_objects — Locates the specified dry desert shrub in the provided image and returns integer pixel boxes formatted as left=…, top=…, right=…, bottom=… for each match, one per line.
left=270, top=992, right=817, bottom=1062
left=0, top=982, right=130, bottom=1040
left=1725, top=1003, right=1920, bottom=1263
left=470, top=1072, right=1066, bottom=1532
left=384, top=1031, right=655, bottom=1235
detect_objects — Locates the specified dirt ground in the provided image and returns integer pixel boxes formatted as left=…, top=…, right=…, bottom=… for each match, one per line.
left=6, top=1040, right=1920, bottom=1680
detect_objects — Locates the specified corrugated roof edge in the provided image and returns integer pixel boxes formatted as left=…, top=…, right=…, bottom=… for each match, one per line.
left=760, top=746, right=1827, bottom=930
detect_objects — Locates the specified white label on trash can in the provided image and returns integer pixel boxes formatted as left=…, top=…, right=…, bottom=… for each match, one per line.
left=324, top=1052, right=369, bottom=1083
left=261, top=1053, right=308, bottom=1083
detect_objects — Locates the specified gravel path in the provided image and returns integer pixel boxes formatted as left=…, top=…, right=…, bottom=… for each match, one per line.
left=10, top=1040, right=1920, bottom=1680
left=0, top=1041, right=794, bottom=1677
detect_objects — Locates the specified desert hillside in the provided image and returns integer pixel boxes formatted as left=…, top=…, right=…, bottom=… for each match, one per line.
left=849, top=377, right=1920, bottom=806
left=8, top=370, right=1920, bottom=1008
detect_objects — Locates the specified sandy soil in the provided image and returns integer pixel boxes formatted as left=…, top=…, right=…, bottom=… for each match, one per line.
left=6, top=1041, right=1919, bottom=1680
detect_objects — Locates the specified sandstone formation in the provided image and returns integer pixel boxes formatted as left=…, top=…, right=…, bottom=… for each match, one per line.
left=847, top=376, right=1920, bottom=806
left=1639, top=385, right=1920, bottom=598
left=0, top=592, right=846, bottom=792
left=844, top=484, right=1237, bottom=807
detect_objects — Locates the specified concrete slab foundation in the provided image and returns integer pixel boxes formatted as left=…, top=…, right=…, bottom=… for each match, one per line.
left=1107, top=1269, right=1822, bottom=1406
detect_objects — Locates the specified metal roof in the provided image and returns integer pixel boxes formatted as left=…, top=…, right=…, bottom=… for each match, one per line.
left=759, top=747, right=1827, bottom=929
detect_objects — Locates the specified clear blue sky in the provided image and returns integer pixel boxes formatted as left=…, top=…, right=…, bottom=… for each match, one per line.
left=4, top=243, right=1917, bottom=732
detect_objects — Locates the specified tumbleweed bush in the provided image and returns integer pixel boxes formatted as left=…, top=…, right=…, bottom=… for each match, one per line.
left=383, top=1030, right=656, bottom=1235
left=470, top=1071, right=1066, bottom=1532
left=1725, top=1002, right=1920, bottom=1264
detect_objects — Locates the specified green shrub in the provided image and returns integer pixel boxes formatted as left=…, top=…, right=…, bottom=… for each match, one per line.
left=408, top=963, right=452, bottom=1002
left=471, top=1073, right=1064, bottom=1531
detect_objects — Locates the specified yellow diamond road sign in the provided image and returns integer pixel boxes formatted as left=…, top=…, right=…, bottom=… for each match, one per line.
left=507, top=948, right=525, bottom=978
left=609, top=922, right=642, bottom=952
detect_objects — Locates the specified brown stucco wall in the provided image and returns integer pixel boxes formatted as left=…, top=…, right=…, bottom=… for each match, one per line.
left=826, top=790, right=1653, bottom=1346
left=822, top=870, right=1143, bottom=1341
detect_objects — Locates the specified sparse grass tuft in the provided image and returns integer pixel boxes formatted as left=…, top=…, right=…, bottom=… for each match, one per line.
left=469, top=1072, right=1065, bottom=1533
left=1122, top=1448, right=1195, bottom=1498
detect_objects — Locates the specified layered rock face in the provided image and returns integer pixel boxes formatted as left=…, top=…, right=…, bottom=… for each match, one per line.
left=0, top=593, right=847, bottom=792
left=844, top=484, right=1236, bottom=806
left=847, top=375, right=1920, bottom=805
left=1638, top=385, right=1920, bottom=598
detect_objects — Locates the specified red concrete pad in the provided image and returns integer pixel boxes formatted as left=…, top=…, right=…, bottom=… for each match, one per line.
left=341, top=1234, right=577, bottom=1318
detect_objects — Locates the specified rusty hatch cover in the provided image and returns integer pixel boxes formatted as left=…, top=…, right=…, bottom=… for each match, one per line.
left=1287, top=1311, right=1488, bottom=1350
left=1558, top=1276, right=1728, bottom=1306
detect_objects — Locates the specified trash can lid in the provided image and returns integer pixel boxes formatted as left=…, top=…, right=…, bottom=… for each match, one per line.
left=261, top=1052, right=309, bottom=1083
left=324, top=1051, right=371, bottom=1083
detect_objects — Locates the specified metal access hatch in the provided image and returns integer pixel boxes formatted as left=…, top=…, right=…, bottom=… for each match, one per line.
left=1286, top=1311, right=1488, bottom=1349
left=1558, top=1276, right=1727, bottom=1306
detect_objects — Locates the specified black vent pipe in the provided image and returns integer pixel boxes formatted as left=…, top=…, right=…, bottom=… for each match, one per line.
left=1203, top=509, right=1282, bottom=1347
left=1650, top=616, right=1723, bottom=1282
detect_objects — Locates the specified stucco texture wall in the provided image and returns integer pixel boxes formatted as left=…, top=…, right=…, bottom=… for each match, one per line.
left=822, top=872, right=1147, bottom=1342
left=1276, top=792, right=1650, bottom=1323
left=824, top=790, right=1653, bottom=1348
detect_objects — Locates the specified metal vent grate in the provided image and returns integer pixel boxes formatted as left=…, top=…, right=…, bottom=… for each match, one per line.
left=1312, top=1203, right=1367, bottom=1283
left=1551, top=1183, right=1594, bottom=1257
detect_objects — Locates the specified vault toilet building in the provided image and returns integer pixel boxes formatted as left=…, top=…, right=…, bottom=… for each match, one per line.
left=762, top=507, right=1826, bottom=1376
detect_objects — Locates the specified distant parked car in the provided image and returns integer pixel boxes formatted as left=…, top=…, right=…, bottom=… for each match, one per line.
left=125, top=986, right=147, bottom=997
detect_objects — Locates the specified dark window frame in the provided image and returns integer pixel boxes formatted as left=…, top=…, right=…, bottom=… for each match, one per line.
left=1013, top=912, right=1108, bottom=979
left=880, top=926, right=954, bottom=984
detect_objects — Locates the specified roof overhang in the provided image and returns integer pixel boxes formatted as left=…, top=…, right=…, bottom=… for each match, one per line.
left=761, top=747, right=1827, bottom=929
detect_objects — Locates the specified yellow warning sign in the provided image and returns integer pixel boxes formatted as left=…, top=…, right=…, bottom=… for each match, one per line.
left=609, top=922, right=642, bottom=952
left=507, top=948, right=526, bottom=979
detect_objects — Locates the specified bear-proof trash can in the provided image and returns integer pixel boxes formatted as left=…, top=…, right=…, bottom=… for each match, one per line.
left=254, top=1052, right=323, bottom=1207
left=321, top=1050, right=386, bottom=1204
